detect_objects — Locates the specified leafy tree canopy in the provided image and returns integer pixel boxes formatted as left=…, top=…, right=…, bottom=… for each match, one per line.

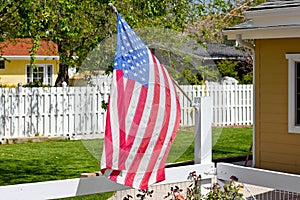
left=0, top=0, right=265, bottom=85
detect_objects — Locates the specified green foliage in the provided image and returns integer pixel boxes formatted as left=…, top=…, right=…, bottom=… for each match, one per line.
left=189, top=0, right=266, bottom=43
left=217, top=59, right=239, bottom=80
left=164, top=172, right=244, bottom=199
left=178, top=65, right=221, bottom=85
left=0, top=83, right=17, bottom=88
left=180, top=69, right=203, bottom=85
left=240, top=72, right=253, bottom=84
left=217, top=57, right=253, bottom=84
left=1, top=0, right=264, bottom=86
left=23, top=80, right=51, bottom=87
left=204, top=179, right=244, bottom=200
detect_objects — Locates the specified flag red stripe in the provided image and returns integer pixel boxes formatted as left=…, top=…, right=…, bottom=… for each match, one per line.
left=124, top=55, right=160, bottom=187
left=119, top=85, right=148, bottom=169
left=104, top=98, right=113, bottom=168
left=116, top=70, right=126, bottom=169
left=139, top=55, right=172, bottom=189
left=109, top=170, right=120, bottom=182
left=156, top=90, right=181, bottom=182
left=117, top=78, right=135, bottom=169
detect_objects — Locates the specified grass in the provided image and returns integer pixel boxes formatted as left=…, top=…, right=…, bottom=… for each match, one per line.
left=0, top=127, right=252, bottom=199
left=174, top=127, right=253, bottom=162
left=212, top=127, right=253, bottom=158
left=0, top=139, right=100, bottom=186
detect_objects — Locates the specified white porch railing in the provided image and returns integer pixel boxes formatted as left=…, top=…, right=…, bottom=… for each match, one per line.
left=1, top=163, right=300, bottom=200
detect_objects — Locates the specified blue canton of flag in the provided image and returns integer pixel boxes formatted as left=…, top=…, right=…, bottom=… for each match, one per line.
left=114, top=14, right=149, bottom=87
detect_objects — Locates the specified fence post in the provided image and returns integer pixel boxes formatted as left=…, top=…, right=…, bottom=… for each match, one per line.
left=194, top=96, right=213, bottom=164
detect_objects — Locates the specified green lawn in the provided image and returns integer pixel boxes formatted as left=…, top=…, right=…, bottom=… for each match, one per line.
left=0, top=127, right=252, bottom=199
left=173, top=127, right=253, bottom=162
left=0, top=139, right=100, bottom=186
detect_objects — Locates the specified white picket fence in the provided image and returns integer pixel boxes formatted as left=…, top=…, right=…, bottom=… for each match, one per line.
left=179, top=84, right=253, bottom=127
left=0, top=83, right=253, bottom=139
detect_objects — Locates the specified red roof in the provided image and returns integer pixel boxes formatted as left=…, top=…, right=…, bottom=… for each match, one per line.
left=0, top=38, right=58, bottom=56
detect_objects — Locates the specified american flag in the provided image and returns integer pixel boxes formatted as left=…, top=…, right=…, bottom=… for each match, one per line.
left=100, top=13, right=181, bottom=189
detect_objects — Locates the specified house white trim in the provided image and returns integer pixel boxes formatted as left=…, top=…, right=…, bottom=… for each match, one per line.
left=286, top=54, right=300, bottom=133
left=224, top=6, right=300, bottom=40
left=225, top=26, right=300, bottom=40
left=1, top=56, right=59, bottom=60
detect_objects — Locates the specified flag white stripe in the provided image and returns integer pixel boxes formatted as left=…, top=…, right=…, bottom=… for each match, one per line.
left=109, top=70, right=121, bottom=169
left=132, top=53, right=167, bottom=187
left=125, top=81, right=142, bottom=137
left=125, top=83, right=153, bottom=168
left=148, top=60, right=178, bottom=185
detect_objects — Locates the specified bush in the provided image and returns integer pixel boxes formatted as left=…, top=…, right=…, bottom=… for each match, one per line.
left=0, top=83, right=17, bottom=88
left=23, top=80, right=51, bottom=87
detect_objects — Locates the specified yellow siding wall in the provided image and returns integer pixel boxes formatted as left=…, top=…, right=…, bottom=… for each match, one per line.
left=255, top=38, right=300, bottom=174
left=0, top=59, right=59, bottom=86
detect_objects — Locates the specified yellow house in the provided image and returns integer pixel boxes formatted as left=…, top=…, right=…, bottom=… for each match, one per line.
left=0, top=38, right=59, bottom=86
left=224, top=1, right=300, bottom=174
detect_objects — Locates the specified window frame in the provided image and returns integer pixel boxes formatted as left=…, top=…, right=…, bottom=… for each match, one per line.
left=26, top=64, right=54, bottom=86
left=286, top=54, right=300, bottom=133
left=0, top=60, right=5, bottom=70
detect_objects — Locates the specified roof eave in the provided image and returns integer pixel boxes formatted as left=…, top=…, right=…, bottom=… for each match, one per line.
left=224, top=25, right=300, bottom=40
left=245, top=6, right=300, bottom=18
left=224, top=5, right=300, bottom=40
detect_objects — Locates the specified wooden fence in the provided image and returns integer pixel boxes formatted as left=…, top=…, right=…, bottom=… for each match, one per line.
left=0, top=83, right=253, bottom=139
left=179, top=84, right=253, bottom=127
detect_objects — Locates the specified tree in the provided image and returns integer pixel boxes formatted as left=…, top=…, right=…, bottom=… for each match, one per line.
left=187, top=0, right=266, bottom=43
left=1, top=0, right=265, bottom=86
left=14, top=0, right=113, bottom=86
left=0, top=0, right=23, bottom=42
left=1, top=0, right=196, bottom=86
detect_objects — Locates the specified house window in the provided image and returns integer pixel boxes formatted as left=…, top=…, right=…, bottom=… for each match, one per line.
left=26, top=64, right=54, bottom=85
left=286, top=54, right=300, bottom=133
left=0, top=60, right=5, bottom=69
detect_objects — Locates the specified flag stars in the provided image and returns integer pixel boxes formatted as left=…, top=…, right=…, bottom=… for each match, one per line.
left=115, top=15, right=150, bottom=87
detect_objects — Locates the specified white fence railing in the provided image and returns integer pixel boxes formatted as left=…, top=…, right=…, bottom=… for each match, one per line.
left=0, top=83, right=253, bottom=139
left=179, top=84, right=253, bottom=127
